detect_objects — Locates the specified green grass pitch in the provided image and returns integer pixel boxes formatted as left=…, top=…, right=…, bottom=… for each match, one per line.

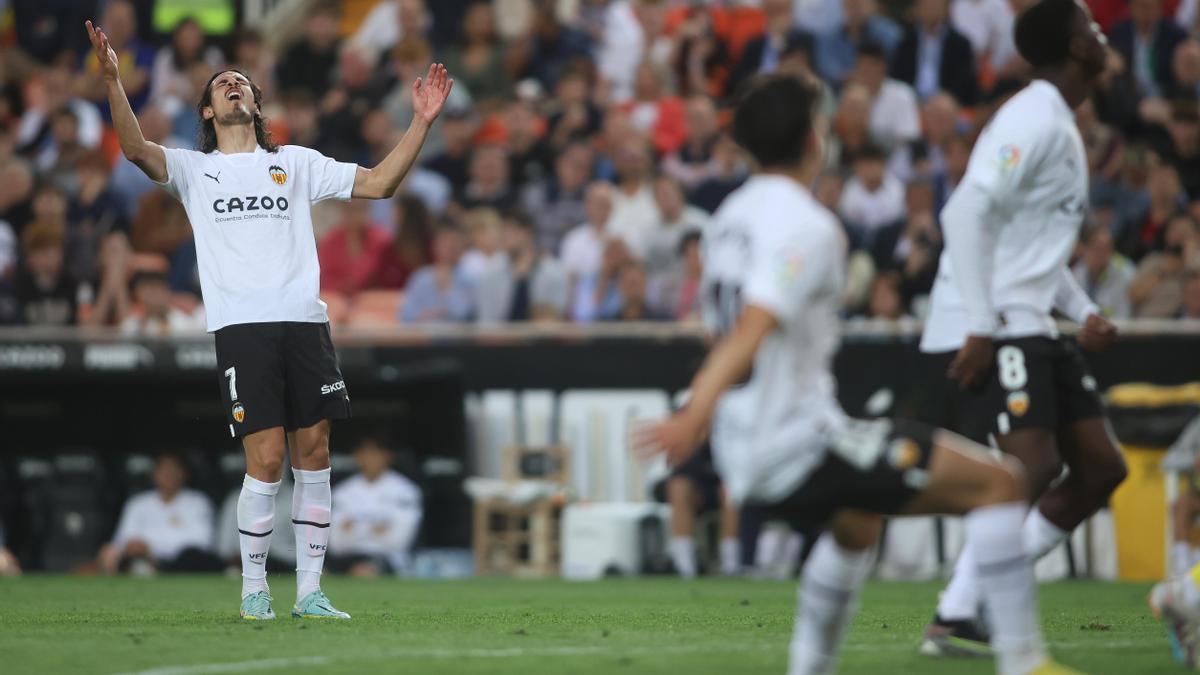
left=0, top=576, right=1181, bottom=674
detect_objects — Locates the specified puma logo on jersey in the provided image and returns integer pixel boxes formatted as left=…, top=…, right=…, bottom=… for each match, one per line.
left=212, top=196, right=290, bottom=213
left=204, top=171, right=221, bottom=183
left=320, top=380, right=346, bottom=395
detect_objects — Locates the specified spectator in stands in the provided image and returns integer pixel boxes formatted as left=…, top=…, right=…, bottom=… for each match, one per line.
left=608, top=137, right=662, bottom=259
left=1169, top=39, right=1200, bottom=102
left=727, top=0, right=812, bottom=98
left=14, top=216, right=80, bottom=326
left=661, top=96, right=720, bottom=191
left=69, top=151, right=129, bottom=284
left=829, top=83, right=874, bottom=169
left=319, top=200, right=391, bottom=297
left=0, top=159, right=34, bottom=235
left=814, top=0, right=902, bottom=86
left=317, top=44, right=393, bottom=163
left=33, top=107, right=86, bottom=189
left=149, top=17, right=224, bottom=125
left=329, top=434, right=423, bottom=576
left=475, top=211, right=569, bottom=322
left=505, top=100, right=554, bottom=188
left=644, top=176, right=707, bottom=278
left=1130, top=213, right=1200, bottom=317
left=689, top=134, right=750, bottom=213
left=400, top=223, right=474, bottom=323
left=1073, top=222, right=1136, bottom=319
left=99, top=452, right=219, bottom=575
left=512, top=0, right=594, bottom=90
left=110, top=106, right=189, bottom=218
left=276, top=1, right=342, bottom=100
left=16, top=65, right=103, bottom=159
left=522, top=141, right=593, bottom=254
left=851, top=41, right=921, bottom=153
left=1110, top=0, right=1188, bottom=100
left=572, top=238, right=633, bottom=323
left=1182, top=267, right=1200, bottom=318
left=459, top=207, right=506, bottom=283
left=561, top=181, right=615, bottom=281
left=442, top=1, right=511, bottom=104
left=603, top=260, right=663, bottom=321
left=119, top=269, right=205, bottom=336
left=890, top=0, right=978, bottom=105
left=351, top=0, right=431, bottom=57
left=872, top=180, right=942, bottom=311
left=546, top=70, right=603, bottom=150
left=950, top=0, right=1019, bottom=79
left=424, top=105, right=478, bottom=195
left=838, top=144, right=907, bottom=249
left=12, top=0, right=97, bottom=65
left=865, top=270, right=911, bottom=320
left=1120, top=162, right=1186, bottom=262
left=377, top=195, right=434, bottom=289
left=621, top=62, right=687, bottom=156
left=87, top=230, right=134, bottom=327
left=458, top=145, right=517, bottom=212
left=76, top=0, right=155, bottom=120
left=649, top=230, right=703, bottom=321
left=598, top=0, right=655, bottom=104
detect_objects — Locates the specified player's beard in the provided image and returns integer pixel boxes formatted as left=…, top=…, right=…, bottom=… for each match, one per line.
left=216, top=106, right=253, bottom=127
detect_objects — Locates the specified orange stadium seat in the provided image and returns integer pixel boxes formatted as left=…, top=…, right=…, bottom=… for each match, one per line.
left=346, top=289, right=404, bottom=327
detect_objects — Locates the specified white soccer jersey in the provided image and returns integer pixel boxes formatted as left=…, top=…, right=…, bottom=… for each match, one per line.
left=701, top=175, right=848, bottom=504
left=921, top=80, right=1097, bottom=353
left=156, top=145, right=357, bottom=331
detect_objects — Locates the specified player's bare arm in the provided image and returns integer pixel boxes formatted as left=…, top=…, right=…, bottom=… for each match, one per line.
left=1054, top=266, right=1117, bottom=351
left=85, top=20, right=167, bottom=183
left=636, top=305, right=778, bottom=466
left=352, top=63, right=453, bottom=199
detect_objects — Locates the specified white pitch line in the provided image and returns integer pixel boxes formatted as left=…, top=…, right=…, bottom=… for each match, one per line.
left=112, top=637, right=1157, bottom=675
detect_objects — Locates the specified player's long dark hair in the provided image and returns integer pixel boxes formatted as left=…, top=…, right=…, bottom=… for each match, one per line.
left=196, top=68, right=279, bottom=154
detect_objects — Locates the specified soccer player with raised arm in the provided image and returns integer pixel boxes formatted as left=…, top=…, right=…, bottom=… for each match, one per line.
left=637, top=73, right=1078, bottom=675
left=85, top=20, right=452, bottom=620
left=914, top=0, right=1129, bottom=656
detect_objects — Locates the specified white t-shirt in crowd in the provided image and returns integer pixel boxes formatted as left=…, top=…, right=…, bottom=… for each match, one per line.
left=559, top=223, right=608, bottom=279
left=331, top=470, right=423, bottom=570
left=869, top=79, right=922, bottom=151
left=607, top=183, right=662, bottom=259
left=951, top=0, right=1017, bottom=68
left=702, top=175, right=848, bottom=504
left=156, top=145, right=357, bottom=331
left=838, top=172, right=907, bottom=232
left=921, top=80, right=1096, bottom=353
left=111, top=489, right=214, bottom=561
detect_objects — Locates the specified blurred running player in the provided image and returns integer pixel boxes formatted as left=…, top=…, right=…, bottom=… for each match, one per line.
left=637, top=73, right=1077, bottom=675
left=85, top=20, right=452, bottom=620
left=916, top=0, right=1127, bottom=655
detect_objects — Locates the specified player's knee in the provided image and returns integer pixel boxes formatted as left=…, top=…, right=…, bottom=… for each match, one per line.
left=666, top=476, right=695, bottom=505
left=986, top=456, right=1028, bottom=505
left=1086, top=446, right=1127, bottom=498
left=830, top=510, right=883, bottom=551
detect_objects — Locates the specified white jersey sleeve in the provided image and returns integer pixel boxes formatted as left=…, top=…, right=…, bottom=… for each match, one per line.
left=743, top=215, right=840, bottom=325
left=1052, top=265, right=1100, bottom=324
left=156, top=146, right=203, bottom=201
left=294, top=146, right=358, bottom=203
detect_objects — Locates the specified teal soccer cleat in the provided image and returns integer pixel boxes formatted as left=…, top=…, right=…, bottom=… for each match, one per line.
left=292, top=589, right=351, bottom=620
left=240, top=591, right=276, bottom=620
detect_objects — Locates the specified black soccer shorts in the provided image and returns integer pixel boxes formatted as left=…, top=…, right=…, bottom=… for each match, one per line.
left=214, top=321, right=351, bottom=438
left=763, top=418, right=937, bottom=531
left=957, top=336, right=1104, bottom=440
left=652, top=442, right=722, bottom=514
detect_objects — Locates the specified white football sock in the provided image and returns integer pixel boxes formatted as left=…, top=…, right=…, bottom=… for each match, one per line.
left=292, top=467, right=332, bottom=600
left=719, top=537, right=742, bottom=576
left=787, top=533, right=874, bottom=675
left=1023, top=508, right=1068, bottom=559
left=669, top=536, right=697, bottom=579
left=238, top=474, right=280, bottom=598
left=967, top=502, right=1046, bottom=675
left=936, top=542, right=978, bottom=621
left=1175, top=542, right=1194, bottom=576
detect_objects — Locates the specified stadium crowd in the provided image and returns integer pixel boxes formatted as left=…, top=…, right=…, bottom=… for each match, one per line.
left=1, top=0, right=1200, bottom=333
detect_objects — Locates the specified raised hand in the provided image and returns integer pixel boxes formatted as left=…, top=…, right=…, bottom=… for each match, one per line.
left=85, top=20, right=120, bottom=82
left=411, top=63, right=454, bottom=126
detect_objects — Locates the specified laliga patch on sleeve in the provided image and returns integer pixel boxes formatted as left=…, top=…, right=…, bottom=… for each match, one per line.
left=776, top=249, right=804, bottom=286
left=996, top=144, right=1021, bottom=173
